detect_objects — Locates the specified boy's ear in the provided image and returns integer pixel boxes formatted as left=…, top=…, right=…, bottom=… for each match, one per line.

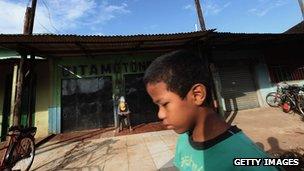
left=190, top=84, right=207, bottom=106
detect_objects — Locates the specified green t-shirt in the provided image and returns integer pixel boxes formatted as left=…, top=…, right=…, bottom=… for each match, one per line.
left=174, top=126, right=283, bottom=171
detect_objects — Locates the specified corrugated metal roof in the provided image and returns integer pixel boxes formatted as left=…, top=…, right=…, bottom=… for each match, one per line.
left=0, top=30, right=213, bottom=58
left=210, top=32, right=304, bottom=45
left=0, top=30, right=214, bottom=43
left=0, top=30, right=304, bottom=58
left=285, top=21, right=304, bottom=34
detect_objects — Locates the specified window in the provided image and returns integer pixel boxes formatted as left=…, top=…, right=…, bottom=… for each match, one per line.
left=268, top=65, right=304, bottom=83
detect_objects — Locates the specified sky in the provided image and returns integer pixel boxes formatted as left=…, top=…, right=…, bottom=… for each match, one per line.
left=0, top=0, right=302, bottom=35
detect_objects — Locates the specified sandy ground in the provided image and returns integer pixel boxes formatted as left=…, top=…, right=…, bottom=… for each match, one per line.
left=2, top=107, right=304, bottom=170
left=229, top=107, right=304, bottom=157
left=31, top=130, right=177, bottom=171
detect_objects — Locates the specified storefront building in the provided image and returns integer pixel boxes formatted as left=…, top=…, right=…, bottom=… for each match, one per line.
left=209, top=33, right=304, bottom=113
left=1, top=31, right=304, bottom=138
left=51, top=54, right=159, bottom=133
left=0, top=31, right=210, bottom=137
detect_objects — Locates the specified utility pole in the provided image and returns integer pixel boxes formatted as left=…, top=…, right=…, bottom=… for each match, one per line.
left=194, top=0, right=206, bottom=31
left=13, top=0, right=37, bottom=127
left=27, top=0, right=37, bottom=127
left=298, top=0, right=304, bottom=21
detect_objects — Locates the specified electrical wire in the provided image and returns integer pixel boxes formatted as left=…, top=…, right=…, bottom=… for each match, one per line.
left=37, top=21, right=54, bottom=34
left=40, top=0, right=60, bottom=34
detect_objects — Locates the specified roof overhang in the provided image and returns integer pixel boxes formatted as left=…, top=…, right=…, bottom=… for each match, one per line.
left=209, top=32, right=304, bottom=50
left=0, top=31, right=213, bottom=58
left=1, top=30, right=304, bottom=58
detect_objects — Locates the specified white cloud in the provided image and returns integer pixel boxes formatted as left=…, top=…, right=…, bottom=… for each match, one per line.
left=248, top=0, right=288, bottom=17
left=0, top=1, right=27, bottom=33
left=183, top=1, right=231, bottom=16
left=52, top=0, right=96, bottom=21
left=87, top=2, right=130, bottom=25
left=0, top=0, right=131, bottom=34
left=183, top=4, right=194, bottom=11
left=204, top=1, right=231, bottom=15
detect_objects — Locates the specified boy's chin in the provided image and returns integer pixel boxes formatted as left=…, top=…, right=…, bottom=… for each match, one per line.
left=173, top=128, right=188, bottom=134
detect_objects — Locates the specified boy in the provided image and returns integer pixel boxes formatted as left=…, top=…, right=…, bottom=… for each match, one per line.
left=117, top=96, right=132, bottom=132
left=143, top=49, right=282, bottom=171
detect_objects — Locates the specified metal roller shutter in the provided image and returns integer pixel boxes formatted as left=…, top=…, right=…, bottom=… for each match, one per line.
left=124, top=73, right=159, bottom=126
left=219, top=66, right=259, bottom=111
left=61, top=76, right=114, bottom=133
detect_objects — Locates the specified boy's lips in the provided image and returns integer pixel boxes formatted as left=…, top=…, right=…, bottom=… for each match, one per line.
left=162, top=121, right=168, bottom=126
left=163, top=122, right=174, bottom=129
left=166, top=125, right=174, bottom=129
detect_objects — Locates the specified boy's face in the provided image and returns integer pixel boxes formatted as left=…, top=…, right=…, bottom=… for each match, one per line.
left=146, top=82, right=199, bottom=134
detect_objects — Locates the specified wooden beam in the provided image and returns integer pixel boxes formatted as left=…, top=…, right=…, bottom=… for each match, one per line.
left=23, top=7, right=31, bottom=35
left=12, top=0, right=37, bottom=127
left=12, top=54, right=26, bottom=126
left=298, top=0, right=304, bottom=20
left=28, top=0, right=37, bottom=35
left=194, top=0, right=206, bottom=31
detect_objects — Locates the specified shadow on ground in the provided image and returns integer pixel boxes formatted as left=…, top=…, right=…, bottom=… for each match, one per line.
left=32, top=139, right=119, bottom=171
left=115, top=122, right=167, bottom=136
left=36, top=127, right=116, bottom=155
left=256, top=137, right=304, bottom=171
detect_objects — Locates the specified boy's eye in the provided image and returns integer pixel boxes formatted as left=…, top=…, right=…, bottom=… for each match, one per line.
left=162, top=102, right=169, bottom=107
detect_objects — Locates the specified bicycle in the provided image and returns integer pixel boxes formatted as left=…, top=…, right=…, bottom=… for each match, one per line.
left=266, top=83, right=304, bottom=116
left=266, top=82, right=289, bottom=107
left=0, top=126, right=37, bottom=171
left=281, top=85, right=304, bottom=116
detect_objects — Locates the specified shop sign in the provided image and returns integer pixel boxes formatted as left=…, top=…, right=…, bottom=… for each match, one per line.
left=61, top=61, right=152, bottom=77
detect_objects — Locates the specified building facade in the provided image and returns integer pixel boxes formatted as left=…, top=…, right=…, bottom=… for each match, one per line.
left=0, top=31, right=303, bottom=138
left=49, top=54, right=159, bottom=133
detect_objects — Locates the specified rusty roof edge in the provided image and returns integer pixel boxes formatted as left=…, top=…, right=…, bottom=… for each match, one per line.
left=215, top=32, right=304, bottom=36
left=0, top=30, right=214, bottom=37
left=0, top=30, right=215, bottom=43
left=2, top=30, right=304, bottom=44
left=210, top=32, right=304, bottom=41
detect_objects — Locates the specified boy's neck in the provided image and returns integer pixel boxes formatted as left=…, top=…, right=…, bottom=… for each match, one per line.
left=191, top=107, right=230, bottom=142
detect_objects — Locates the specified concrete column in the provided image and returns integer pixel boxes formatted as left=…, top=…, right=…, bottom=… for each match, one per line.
left=253, top=59, right=276, bottom=107
left=210, top=63, right=225, bottom=117
left=9, top=64, right=18, bottom=126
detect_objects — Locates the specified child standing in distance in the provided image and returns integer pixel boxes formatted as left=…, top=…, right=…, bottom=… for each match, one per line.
left=143, top=50, right=282, bottom=171
left=117, top=96, right=132, bottom=132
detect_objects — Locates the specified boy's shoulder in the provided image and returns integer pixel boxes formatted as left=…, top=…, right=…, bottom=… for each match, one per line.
left=175, top=125, right=270, bottom=158
left=174, top=126, right=280, bottom=171
left=176, top=125, right=242, bottom=148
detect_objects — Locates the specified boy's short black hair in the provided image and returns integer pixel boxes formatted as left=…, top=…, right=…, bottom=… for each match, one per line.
left=143, top=49, right=212, bottom=105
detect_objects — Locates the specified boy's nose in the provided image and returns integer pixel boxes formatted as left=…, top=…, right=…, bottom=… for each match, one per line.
left=157, top=108, right=166, bottom=120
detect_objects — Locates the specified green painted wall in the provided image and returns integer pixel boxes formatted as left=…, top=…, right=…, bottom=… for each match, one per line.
left=0, top=49, right=19, bottom=58
left=0, top=61, right=50, bottom=138
left=0, top=60, right=13, bottom=140
left=0, top=64, right=7, bottom=136
left=34, top=61, right=50, bottom=138
left=0, top=48, right=51, bottom=138
left=0, top=49, right=16, bottom=139
left=1, top=53, right=162, bottom=136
